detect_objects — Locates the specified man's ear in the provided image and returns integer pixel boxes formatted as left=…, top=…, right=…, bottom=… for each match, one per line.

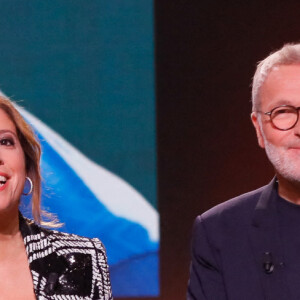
left=251, top=112, right=265, bottom=149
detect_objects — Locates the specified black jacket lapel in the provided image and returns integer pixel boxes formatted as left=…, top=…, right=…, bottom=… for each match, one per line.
left=249, top=179, right=290, bottom=300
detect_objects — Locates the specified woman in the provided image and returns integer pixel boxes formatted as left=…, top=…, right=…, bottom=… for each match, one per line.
left=0, top=95, right=112, bottom=299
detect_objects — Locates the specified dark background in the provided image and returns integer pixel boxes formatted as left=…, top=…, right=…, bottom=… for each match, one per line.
left=155, top=1, right=300, bottom=299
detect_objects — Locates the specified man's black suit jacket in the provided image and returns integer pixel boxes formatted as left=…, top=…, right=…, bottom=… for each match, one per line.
left=187, top=178, right=292, bottom=300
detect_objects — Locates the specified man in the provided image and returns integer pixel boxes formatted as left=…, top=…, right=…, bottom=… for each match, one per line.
left=187, top=43, right=300, bottom=300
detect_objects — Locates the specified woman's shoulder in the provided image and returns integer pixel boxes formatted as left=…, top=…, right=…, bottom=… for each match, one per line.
left=21, top=215, right=107, bottom=256
left=48, top=229, right=107, bottom=257
left=46, top=227, right=106, bottom=251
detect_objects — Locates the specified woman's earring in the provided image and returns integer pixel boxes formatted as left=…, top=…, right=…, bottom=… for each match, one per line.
left=23, top=176, right=33, bottom=195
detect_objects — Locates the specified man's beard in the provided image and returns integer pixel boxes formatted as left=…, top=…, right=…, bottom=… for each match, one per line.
left=264, top=138, right=300, bottom=183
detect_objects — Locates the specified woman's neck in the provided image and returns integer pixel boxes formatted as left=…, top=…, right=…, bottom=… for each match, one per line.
left=0, top=208, right=19, bottom=238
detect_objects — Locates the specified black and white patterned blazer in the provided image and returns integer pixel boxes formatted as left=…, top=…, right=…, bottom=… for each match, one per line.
left=19, top=214, right=113, bottom=300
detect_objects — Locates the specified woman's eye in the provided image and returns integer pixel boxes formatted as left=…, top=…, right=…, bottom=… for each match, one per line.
left=0, top=138, right=14, bottom=146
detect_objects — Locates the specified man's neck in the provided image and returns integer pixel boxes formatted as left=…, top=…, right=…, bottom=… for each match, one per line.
left=277, top=174, right=300, bottom=205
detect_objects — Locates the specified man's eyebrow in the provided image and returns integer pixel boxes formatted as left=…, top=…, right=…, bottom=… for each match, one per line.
left=269, top=99, right=295, bottom=108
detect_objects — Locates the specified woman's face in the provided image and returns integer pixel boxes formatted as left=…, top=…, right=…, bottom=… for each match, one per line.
left=0, top=109, right=26, bottom=214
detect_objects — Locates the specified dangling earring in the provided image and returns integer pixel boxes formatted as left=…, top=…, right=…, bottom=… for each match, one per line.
left=23, top=176, right=33, bottom=195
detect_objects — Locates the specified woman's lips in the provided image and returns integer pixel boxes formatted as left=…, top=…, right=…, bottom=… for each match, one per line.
left=0, top=173, right=9, bottom=191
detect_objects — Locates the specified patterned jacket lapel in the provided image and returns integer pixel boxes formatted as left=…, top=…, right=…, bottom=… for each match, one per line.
left=19, top=214, right=56, bottom=296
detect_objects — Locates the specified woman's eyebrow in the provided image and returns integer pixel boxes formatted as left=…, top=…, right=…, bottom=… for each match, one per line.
left=0, top=129, right=17, bottom=136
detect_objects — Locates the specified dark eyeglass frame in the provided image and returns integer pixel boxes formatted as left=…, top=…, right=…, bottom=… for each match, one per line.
left=257, top=105, right=300, bottom=131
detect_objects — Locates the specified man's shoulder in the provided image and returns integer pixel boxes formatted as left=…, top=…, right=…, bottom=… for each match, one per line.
left=199, top=182, right=271, bottom=226
left=191, top=183, right=273, bottom=242
left=206, top=185, right=265, bottom=215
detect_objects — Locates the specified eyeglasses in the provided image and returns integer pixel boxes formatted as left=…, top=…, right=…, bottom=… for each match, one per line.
left=259, top=105, right=300, bottom=131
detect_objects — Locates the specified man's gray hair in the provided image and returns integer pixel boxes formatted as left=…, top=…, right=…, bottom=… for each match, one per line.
left=252, top=43, right=300, bottom=111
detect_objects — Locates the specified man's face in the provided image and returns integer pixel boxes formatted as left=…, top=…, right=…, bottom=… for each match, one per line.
left=252, top=64, right=300, bottom=182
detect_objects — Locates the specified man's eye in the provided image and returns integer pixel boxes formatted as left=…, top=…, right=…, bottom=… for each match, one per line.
left=0, top=138, right=14, bottom=146
left=275, top=109, right=291, bottom=115
left=273, top=108, right=294, bottom=116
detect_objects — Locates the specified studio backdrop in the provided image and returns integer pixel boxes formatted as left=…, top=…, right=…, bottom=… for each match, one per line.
left=0, top=1, right=158, bottom=298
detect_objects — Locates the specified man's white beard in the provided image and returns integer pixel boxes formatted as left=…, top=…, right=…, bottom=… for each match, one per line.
left=264, top=137, right=300, bottom=183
